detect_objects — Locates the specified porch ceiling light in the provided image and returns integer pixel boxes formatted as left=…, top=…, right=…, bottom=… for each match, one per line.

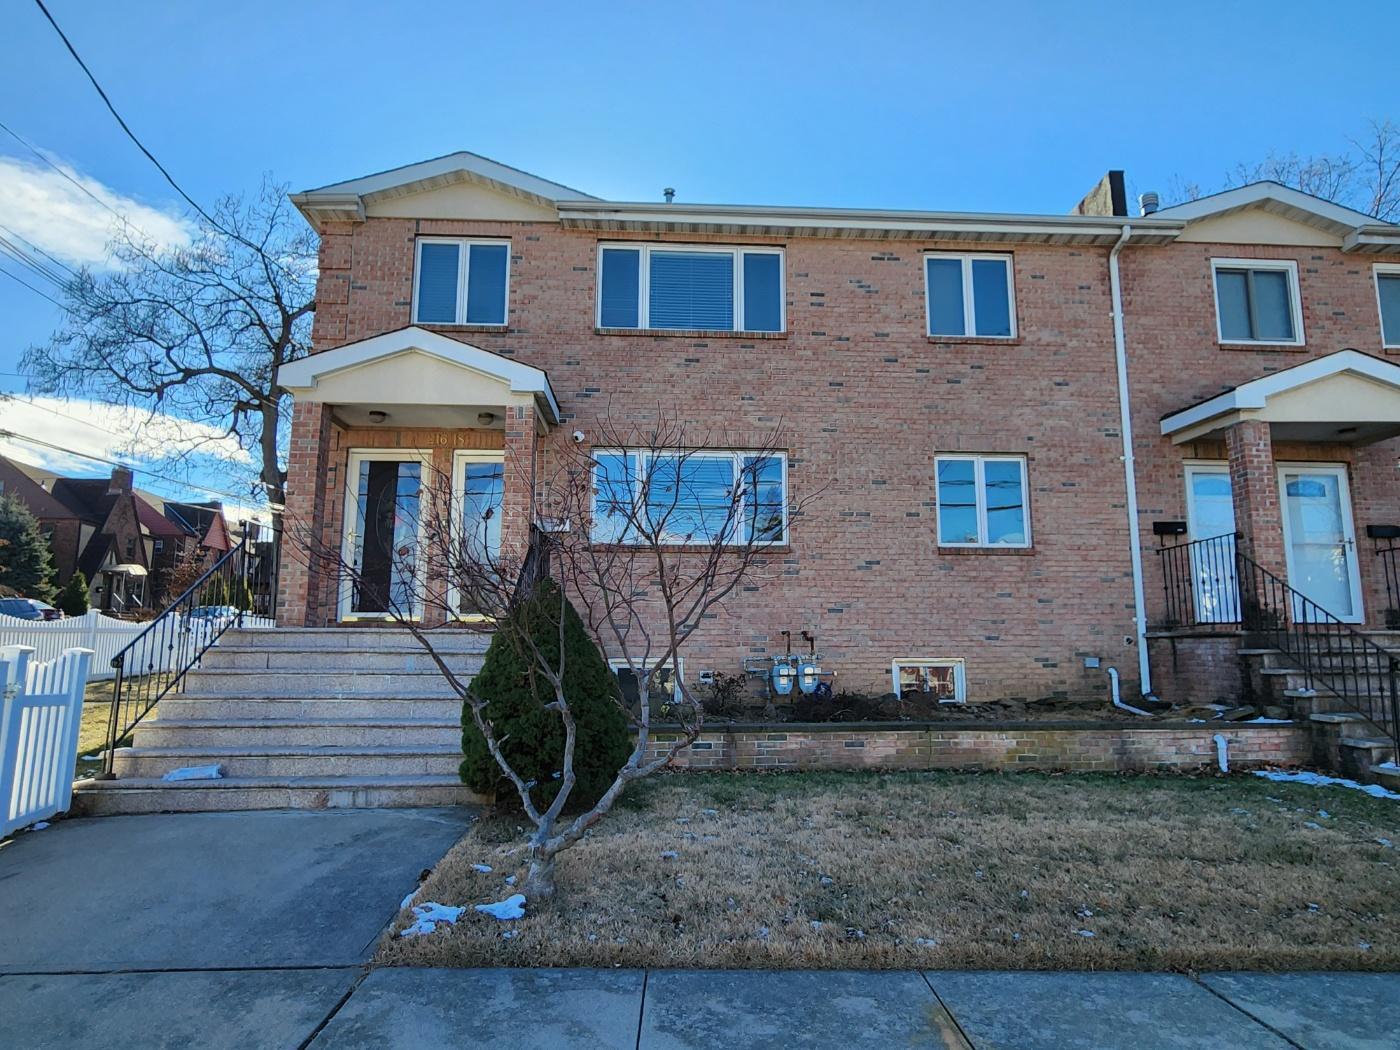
left=477, top=412, right=496, bottom=427
left=368, top=410, right=389, bottom=424
left=112, top=564, right=147, bottom=577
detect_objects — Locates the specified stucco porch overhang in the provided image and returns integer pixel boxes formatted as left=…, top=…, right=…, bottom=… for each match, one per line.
left=1159, top=349, right=1400, bottom=446
left=278, top=326, right=560, bottom=431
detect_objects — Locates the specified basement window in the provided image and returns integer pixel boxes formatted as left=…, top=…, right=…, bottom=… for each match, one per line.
left=891, top=659, right=966, bottom=703
left=597, top=244, right=784, bottom=332
left=1211, top=259, right=1303, bottom=345
left=610, top=660, right=683, bottom=707
left=414, top=238, right=510, bottom=326
left=924, top=253, right=1016, bottom=338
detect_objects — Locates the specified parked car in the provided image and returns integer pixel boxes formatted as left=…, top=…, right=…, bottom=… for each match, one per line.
left=186, top=605, right=241, bottom=624
left=0, top=597, right=62, bottom=620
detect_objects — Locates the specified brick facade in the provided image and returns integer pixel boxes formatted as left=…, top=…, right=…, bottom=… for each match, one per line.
left=278, top=172, right=1400, bottom=704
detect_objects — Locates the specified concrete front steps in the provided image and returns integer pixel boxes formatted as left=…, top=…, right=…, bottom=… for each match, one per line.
left=72, top=626, right=492, bottom=815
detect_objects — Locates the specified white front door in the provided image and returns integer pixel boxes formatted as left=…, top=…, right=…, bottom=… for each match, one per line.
left=1183, top=464, right=1240, bottom=623
left=1278, top=464, right=1364, bottom=624
left=339, top=449, right=433, bottom=621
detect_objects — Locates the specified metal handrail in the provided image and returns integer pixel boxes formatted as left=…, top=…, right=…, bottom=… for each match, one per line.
left=98, top=538, right=260, bottom=777
left=1377, top=541, right=1400, bottom=629
left=1155, top=533, right=1400, bottom=751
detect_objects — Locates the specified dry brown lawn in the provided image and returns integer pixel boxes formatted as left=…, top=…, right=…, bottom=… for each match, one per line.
left=378, top=770, right=1400, bottom=972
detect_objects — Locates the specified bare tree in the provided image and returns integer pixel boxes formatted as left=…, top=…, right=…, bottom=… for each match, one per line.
left=21, top=177, right=316, bottom=512
left=1165, top=117, right=1399, bottom=220
left=287, top=416, right=803, bottom=900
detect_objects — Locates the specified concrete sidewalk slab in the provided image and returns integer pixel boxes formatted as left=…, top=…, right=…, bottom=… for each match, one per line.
left=639, top=969, right=969, bottom=1049
left=307, top=967, right=644, bottom=1049
left=0, top=968, right=357, bottom=1050
left=1201, top=972, right=1400, bottom=1050
left=925, top=971, right=1292, bottom=1049
left=0, top=808, right=473, bottom=972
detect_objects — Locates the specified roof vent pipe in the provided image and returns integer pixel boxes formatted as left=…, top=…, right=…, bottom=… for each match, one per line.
left=1138, top=191, right=1160, bottom=216
left=663, top=187, right=675, bottom=204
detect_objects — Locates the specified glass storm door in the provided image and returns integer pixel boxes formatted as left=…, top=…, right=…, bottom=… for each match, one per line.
left=1184, top=465, right=1240, bottom=623
left=341, top=452, right=426, bottom=619
left=454, top=452, right=505, bottom=617
left=1278, top=465, right=1363, bottom=623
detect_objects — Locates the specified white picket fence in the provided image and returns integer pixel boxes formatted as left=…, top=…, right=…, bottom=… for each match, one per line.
left=0, top=610, right=274, bottom=681
left=1, top=645, right=93, bottom=837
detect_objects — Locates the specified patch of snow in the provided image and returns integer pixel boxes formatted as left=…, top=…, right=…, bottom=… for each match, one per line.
left=756, top=926, right=770, bottom=940
left=504, top=875, right=517, bottom=886
left=819, top=875, right=835, bottom=887
left=474, top=893, right=527, bottom=921
left=1304, top=821, right=1322, bottom=830
left=1246, top=717, right=1293, bottom=724
left=1076, top=929, right=1096, bottom=938
left=28, top=821, right=49, bottom=831
left=660, top=851, right=679, bottom=860
left=400, top=890, right=416, bottom=910
left=161, top=764, right=222, bottom=782
left=810, top=921, right=823, bottom=931
left=1359, top=941, right=1373, bottom=951
left=701, top=808, right=718, bottom=816
left=1377, top=838, right=1393, bottom=849
left=1318, top=810, right=1331, bottom=820
left=1376, top=761, right=1400, bottom=772
left=1254, top=769, right=1400, bottom=801
left=472, top=863, right=493, bottom=873
left=1077, top=907, right=1094, bottom=919
left=914, top=937, right=939, bottom=948
left=399, top=901, right=465, bottom=938
left=1307, top=903, right=1320, bottom=912
left=501, top=929, right=519, bottom=940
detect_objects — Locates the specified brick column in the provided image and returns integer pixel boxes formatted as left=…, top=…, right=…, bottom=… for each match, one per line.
left=501, top=400, right=539, bottom=563
left=277, top=400, right=335, bottom=626
left=1225, top=418, right=1287, bottom=579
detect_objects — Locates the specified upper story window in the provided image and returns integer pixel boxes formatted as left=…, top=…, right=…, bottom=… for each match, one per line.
left=1376, top=264, right=1400, bottom=349
left=597, top=244, right=784, bottom=332
left=1211, top=259, right=1303, bottom=346
left=413, top=238, right=510, bottom=326
left=935, top=454, right=1030, bottom=549
left=925, top=253, right=1016, bottom=338
left=592, top=449, right=787, bottom=546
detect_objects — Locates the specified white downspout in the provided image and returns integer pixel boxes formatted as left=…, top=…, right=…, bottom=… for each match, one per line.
left=1108, top=224, right=1155, bottom=699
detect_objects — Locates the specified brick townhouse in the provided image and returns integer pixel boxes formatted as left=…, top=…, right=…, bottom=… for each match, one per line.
left=274, top=152, right=1400, bottom=704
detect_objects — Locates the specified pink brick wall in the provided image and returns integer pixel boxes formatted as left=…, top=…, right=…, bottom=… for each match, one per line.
left=280, top=215, right=1400, bottom=701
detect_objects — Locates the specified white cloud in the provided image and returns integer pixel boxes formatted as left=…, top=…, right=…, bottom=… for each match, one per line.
left=0, top=154, right=193, bottom=267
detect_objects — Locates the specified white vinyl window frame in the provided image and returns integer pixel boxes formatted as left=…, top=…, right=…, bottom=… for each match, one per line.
left=891, top=658, right=967, bottom=703
left=590, top=448, right=789, bottom=547
left=595, top=242, right=786, bottom=333
left=1375, top=263, right=1400, bottom=349
left=609, top=658, right=685, bottom=704
left=446, top=449, right=507, bottom=621
left=412, top=236, right=511, bottom=327
left=1209, top=258, right=1305, bottom=347
left=933, top=454, right=1032, bottom=549
left=922, top=252, right=1018, bottom=339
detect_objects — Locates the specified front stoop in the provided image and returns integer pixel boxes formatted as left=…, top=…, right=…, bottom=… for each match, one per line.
left=71, top=627, right=491, bottom=815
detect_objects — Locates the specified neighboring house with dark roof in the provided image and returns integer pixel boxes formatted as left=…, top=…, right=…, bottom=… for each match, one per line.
left=0, top=456, right=237, bottom=611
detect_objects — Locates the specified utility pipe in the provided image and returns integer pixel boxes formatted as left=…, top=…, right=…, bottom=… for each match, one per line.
left=1106, top=666, right=1152, bottom=717
left=1108, top=224, right=1156, bottom=699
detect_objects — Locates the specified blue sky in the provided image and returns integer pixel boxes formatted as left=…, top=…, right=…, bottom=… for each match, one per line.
left=0, top=0, right=1395, bottom=504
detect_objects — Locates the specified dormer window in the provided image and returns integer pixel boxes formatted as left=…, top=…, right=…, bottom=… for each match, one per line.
left=413, top=238, right=510, bottom=326
left=1211, top=259, right=1303, bottom=346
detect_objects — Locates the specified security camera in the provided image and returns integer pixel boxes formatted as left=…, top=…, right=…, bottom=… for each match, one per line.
left=571, top=430, right=585, bottom=443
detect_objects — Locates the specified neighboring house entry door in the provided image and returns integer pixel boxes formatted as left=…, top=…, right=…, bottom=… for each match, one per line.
left=1278, top=465, right=1364, bottom=624
left=1183, top=464, right=1240, bottom=624
left=339, top=450, right=432, bottom=620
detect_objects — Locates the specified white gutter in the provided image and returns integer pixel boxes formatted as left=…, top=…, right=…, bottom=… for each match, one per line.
left=1108, top=224, right=1155, bottom=698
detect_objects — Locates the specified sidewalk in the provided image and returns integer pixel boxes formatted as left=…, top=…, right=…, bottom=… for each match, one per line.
left=1, top=811, right=1395, bottom=1048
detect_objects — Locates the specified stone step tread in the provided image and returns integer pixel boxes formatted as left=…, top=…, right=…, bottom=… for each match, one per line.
left=206, top=645, right=481, bottom=657
left=1310, top=712, right=1371, bottom=723
left=114, top=744, right=462, bottom=758
left=189, top=668, right=456, bottom=677
left=1282, top=689, right=1320, bottom=698
left=1339, top=737, right=1395, bottom=749
left=164, top=695, right=462, bottom=703
left=73, top=773, right=469, bottom=792
left=1237, top=648, right=1281, bottom=656
left=1369, top=764, right=1400, bottom=779
left=142, top=716, right=458, bottom=729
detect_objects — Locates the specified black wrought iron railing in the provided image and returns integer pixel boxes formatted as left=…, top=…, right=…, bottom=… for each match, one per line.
left=1378, top=541, right=1400, bottom=629
left=98, top=536, right=273, bottom=777
left=1155, top=533, right=1400, bottom=752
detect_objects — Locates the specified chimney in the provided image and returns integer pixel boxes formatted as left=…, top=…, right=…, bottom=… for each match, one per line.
left=107, top=467, right=133, bottom=495
left=1138, top=191, right=1161, bottom=216
left=1070, top=171, right=1128, bottom=217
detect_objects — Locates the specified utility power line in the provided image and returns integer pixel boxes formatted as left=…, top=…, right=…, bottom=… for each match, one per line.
left=0, top=427, right=265, bottom=507
left=0, top=263, right=64, bottom=308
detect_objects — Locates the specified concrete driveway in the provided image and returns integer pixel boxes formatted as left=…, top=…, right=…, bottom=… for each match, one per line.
left=0, top=808, right=472, bottom=1049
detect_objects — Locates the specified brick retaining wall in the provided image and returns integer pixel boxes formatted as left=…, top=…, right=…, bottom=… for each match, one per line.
left=644, top=721, right=1308, bottom=773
